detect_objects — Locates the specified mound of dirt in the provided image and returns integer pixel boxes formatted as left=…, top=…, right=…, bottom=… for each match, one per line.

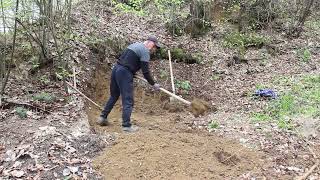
left=93, top=130, right=263, bottom=179
left=85, top=68, right=267, bottom=179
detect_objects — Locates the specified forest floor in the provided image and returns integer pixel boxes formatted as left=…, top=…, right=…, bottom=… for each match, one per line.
left=1, top=1, right=320, bottom=179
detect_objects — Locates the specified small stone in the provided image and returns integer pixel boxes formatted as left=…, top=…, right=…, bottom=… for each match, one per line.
left=63, top=168, right=71, bottom=176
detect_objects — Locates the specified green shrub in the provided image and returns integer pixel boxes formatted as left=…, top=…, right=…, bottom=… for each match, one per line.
left=224, top=32, right=268, bottom=48
left=39, top=75, right=50, bottom=85
left=55, top=66, right=71, bottom=80
left=175, top=80, right=191, bottom=91
left=208, top=120, right=219, bottom=129
left=223, top=32, right=269, bottom=57
left=15, top=107, right=27, bottom=118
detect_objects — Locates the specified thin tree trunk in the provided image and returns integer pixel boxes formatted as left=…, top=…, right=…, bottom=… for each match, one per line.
left=0, top=0, right=7, bottom=99
left=289, top=0, right=315, bottom=37
left=296, top=0, right=314, bottom=28
left=0, top=0, right=19, bottom=97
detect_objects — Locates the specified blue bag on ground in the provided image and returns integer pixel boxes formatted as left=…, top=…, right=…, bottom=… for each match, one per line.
left=254, top=89, right=277, bottom=99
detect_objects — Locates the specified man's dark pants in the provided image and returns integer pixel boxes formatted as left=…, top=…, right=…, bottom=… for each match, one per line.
left=100, top=64, right=134, bottom=127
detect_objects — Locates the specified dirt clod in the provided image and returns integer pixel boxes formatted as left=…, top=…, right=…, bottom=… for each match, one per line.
left=214, top=151, right=241, bottom=166
left=190, top=98, right=211, bottom=117
left=163, top=100, right=184, bottom=113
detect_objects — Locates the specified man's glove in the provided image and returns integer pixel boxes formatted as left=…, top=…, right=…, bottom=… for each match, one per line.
left=153, top=83, right=160, bottom=91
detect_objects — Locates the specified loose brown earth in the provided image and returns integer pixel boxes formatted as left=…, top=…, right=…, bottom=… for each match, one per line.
left=85, top=68, right=267, bottom=179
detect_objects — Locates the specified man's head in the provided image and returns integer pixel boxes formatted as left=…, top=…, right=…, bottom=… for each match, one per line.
left=144, top=36, right=161, bottom=53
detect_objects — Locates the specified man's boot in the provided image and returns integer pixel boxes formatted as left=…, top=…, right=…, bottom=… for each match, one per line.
left=97, top=116, right=109, bottom=126
left=122, top=125, right=139, bottom=132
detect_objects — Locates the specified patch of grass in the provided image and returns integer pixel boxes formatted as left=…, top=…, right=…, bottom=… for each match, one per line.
left=210, top=75, right=220, bottom=81
left=55, top=66, right=72, bottom=80
left=255, top=83, right=267, bottom=90
left=277, top=119, right=294, bottom=130
left=113, top=0, right=146, bottom=16
left=159, top=69, right=168, bottom=79
left=254, top=75, right=320, bottom=130
left=208, top=120, right=219, bottom=129
left=251, top=112, right=271, bottom=122
left=15, top=107, right=27, bottom=118
left=33, top=92, right=56, bottom=103
left=297, top=48, right=311, bottom=62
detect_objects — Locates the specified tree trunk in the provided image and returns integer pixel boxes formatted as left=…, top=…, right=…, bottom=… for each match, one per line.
left=289, top=0, right=315, bottom=37
left=0, top=0, right=19, bottom=97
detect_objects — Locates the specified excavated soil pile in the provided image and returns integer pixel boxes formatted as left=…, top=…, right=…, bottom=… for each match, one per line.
left=85, top=68, right=265, bottom=179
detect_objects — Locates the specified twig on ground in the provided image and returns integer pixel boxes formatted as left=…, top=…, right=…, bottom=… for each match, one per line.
left=1, top=99, right=51, bottom=114
left=295, top=146, right=319, bottom=180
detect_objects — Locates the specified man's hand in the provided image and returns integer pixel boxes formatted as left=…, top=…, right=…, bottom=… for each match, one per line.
left=153, top=83, right=160, bottom=91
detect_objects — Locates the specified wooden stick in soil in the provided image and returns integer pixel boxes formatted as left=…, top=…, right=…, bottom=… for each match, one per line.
left=168, top=50, right=176, bottom=94
left=73, top=67, right=76, bottom=88
left=66, top=81, right=103, bottom=110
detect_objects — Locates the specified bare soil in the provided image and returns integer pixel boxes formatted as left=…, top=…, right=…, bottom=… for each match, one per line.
left=86, top=68, right=268, bottom=179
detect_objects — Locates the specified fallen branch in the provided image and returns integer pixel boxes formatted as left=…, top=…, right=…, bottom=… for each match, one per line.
left=66, top=81, right=103, bottom=110
left=1, top=99, right=51, bottom=114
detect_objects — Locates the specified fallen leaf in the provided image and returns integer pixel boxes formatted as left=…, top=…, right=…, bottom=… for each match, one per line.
left=33, top=173, right=41, bottom=180
left=69, top=158, right=82, bottom=164
left=3, top=169, right=10, bottom=176
left=68, top=166, right=79, bottom=173
left=12, top=161, right=22, bottom=168
left=66, top=146, right=77, bottom=154
left=11, top=170, right=25, bottom=178
left=26, top=111, right=33, bottom=116
left=82, top=172, right=88, bottom=179
left=4, top=150, right=16, bottom=162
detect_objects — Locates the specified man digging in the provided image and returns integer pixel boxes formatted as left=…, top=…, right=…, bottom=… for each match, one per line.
left=97, top=36, right=161, bottom=132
